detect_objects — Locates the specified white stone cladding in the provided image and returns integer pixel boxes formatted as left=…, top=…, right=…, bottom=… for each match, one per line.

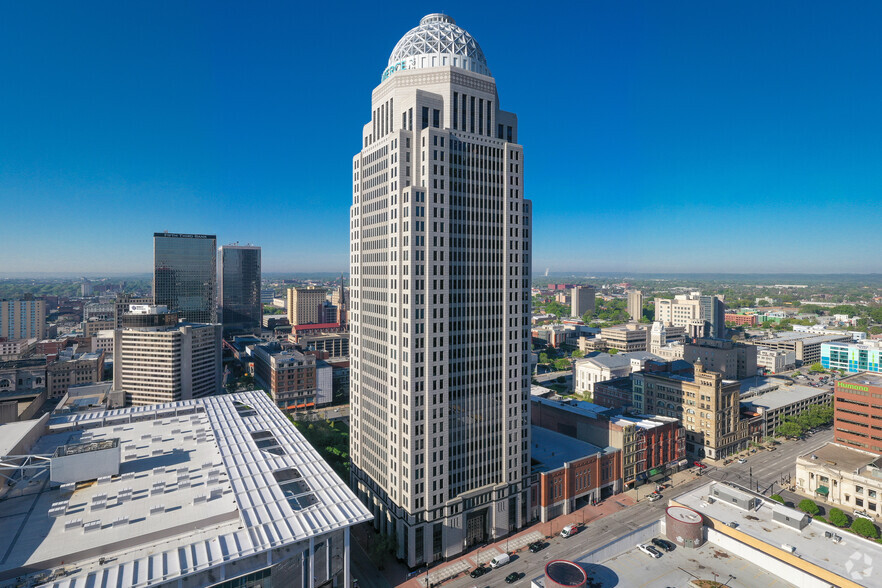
left=349, top=15, right=532, bottom=568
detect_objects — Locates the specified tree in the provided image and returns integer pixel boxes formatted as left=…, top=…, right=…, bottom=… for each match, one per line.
left=798, top=499, right=820, bottom=516
left=776, top=418, right=803, bottom=438
left=539, top=352, right=550, bottom=364
left=607, top=348, right=618, bottom=355
left=572, top=350, right=585, bottom=358
left=553, top=358, right=571, bottom=371
left=809, top=363, right=826, bottom=373
left=829, top=508, right=849, bottom=528
left=770, top=494, right=785, bottom=504
left=851, top=518, right=880, bottom=539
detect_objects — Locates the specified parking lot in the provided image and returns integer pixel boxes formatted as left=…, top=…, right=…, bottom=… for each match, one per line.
left=587, top=540, right=796, bottom=588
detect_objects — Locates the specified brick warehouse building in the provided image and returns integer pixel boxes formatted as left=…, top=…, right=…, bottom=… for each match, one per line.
left=834, top=372, right=882, bottom=455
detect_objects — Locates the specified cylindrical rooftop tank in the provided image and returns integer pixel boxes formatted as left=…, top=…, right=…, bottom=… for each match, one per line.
left=544, top=560, right=587, bottom=588
left=666, top=505, right=704, bottom=547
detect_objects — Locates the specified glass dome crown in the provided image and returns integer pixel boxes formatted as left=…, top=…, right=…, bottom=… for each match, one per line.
left=386, top=14, right=490, bottom=79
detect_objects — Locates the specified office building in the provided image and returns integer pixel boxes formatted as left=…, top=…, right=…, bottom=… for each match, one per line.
left=683, top=337, right=758, bottom=380
left=252, top=344, right=319, bottom=410
left=821, top=340, right=882, bottom=374
left=655, top=292, right=725, bottom=339
left=83, top=302, right=115, bottom=322
left=286, top=287, right=326, bottom=326
left=833, top=372, right=882, bottom=455
left=350, top=14, right=531, bottom=566
left=218, top=244, right=262, bottom=336
left=112, top=294, right=153, bottom=329
left=748, top=331, right=851, bottom=366
left=633, top=361, right=750, bottom=459
left=756, top=347, right=796, bottom=374
left=599, top=323, right=686, bottom=354
left=0, top=338, right=37, bottom=360
left=0, top=358, right=47, bottom=393
left=83, top=318, right=115, bottom=338
left=0, top=390, right=371, bottom=588
left=46, top=350, right=105, bottom=398
left=573, top=351, right=663, bottom=395
left=153, top=232, right=217, bottom=324
left=725, top=312, right=758, bottom=326
left=113, top=306, right=221, bottom=406
left=627, top=290, right=643, bottom=322
left=1, top=297, right=47, bottom=340
left=571, top=285, right=595, bottom=318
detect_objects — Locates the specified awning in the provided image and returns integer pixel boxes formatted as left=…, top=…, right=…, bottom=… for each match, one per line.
left=816, top=485, right=830, bottom=496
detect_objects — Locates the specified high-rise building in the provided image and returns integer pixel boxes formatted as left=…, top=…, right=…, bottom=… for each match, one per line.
left=218, top=244, right=262, bottom=336
left=571, top=285, right=595, bottom=318
left=112, top=305, right=221, bottom=406
left=0, top=297, right=47, bottom=340
left=833, top=372, right=882, bottom=455
left=683, top=337, right=758, bottom=380
left=627, top=290, right=643, bottom=322
left=286, top=287, right=326, bottom=326
left=350, top=14, right=531, bottom=567
left=153, top=232, right=217, bottom=324
left=654, top=292, right=725, bottom=338
left=113, top=294, right=154, bottom=328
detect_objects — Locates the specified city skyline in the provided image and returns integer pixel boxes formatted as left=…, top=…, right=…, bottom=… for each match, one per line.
left=3, top=1, right=882, bottom=273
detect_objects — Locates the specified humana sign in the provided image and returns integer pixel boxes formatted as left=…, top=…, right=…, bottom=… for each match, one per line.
left=840, top=383, right=869, bottom=392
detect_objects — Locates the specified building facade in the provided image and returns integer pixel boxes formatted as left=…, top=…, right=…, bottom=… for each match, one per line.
left=252, top=344, right=319, bottom=410
left=286, top=287, right=326, bottom=326
left=153, top=232, right=217, bottom=324
left=627, top=290, right=643, bottom=322
left=570, top=285, right=595, bottom=318
left=1, top=298, right=47, bottom=340
left=46, top=351, right=104, bottom=398
left=349, top=14, right=531, bottom=567
left=740, top=384, right=832, bottom=438
left=748, top=332, right=851, bottom=366
left=833, top=373, right=882, bottom=455
left=796, top=442, right=882, bottom=522
left=218, top=244, right=262, bottom=336
left=683, top=337, right=758, bottom=380
left=756, top=347, right=796, bottom=374
left=822, top=340, right=882, bottom=374
left=655, top=293, right=725, bottom=339
left=113, top=307, right=221, bottom=406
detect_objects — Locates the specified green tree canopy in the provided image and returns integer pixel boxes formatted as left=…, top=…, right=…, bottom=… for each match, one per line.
left=828, top=508, right=849, bottom=527
left=809, top=362, right=826, bottom=373
left=798, top=499, right=820, bottom=515
left=770, top=494, right=785, bottom=504
left=851, top=518, right=880, bottom=539
left=776, top=418, right=803, bottom=438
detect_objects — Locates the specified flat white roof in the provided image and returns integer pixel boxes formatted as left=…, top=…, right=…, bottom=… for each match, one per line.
left=741, top=384, right=830, bottom=411
left=0, top=390, right=371, bottom=587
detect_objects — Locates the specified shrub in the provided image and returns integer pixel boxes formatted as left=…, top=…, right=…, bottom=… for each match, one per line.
left=769, top=494, right=785, bottom=504
left=798, top=499, right=820, bottom=516
left=851, top=518, right=880, bottom=539
left=828, top=508, right=849, bottom=528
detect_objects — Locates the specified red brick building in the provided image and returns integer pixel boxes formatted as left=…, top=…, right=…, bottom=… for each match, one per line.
left=834, top=373, right=882, bottom=455
left=725, top=312, right=758, bottom=326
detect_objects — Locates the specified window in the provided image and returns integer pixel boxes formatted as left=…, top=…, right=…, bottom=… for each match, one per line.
left=870, top=490, right=877, bottom=499
left=421, top=106, right=429, bottom=129
left=432, top=108, right=440, bottom=128
left=856, top=498, right=864, bottom=507
left=857, top=485, right=864, bottom=494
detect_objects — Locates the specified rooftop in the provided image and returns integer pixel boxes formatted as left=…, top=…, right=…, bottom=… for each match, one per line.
left=530, top=426, right=606, bottom=471
left=740, top=384, right=830, bottom=411
left=387, top=14, right=490, bottom=79
left=0, top=390, right=371, bottom=587
left=798, top=442, right=880, bottom=473
left=757, top=331, right=852, bottom=345
left=840, top=372, right=882, bottom=388
left=531, top=395, right=615, bottom=419
left=673, top=481, right=881, bottom=585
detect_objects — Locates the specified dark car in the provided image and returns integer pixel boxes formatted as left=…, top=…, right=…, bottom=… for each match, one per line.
left=470, top=565, right=488, bottom=579
left=652, top=538, right=675, bottom=552
left=505, top=572, right=521, bottom=584
left=529, top=541, right=546, bottom=553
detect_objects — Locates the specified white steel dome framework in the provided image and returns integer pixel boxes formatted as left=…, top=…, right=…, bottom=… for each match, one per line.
left=384, top=14, right=490, bottom=81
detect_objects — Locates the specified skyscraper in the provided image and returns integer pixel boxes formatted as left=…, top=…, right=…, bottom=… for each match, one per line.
left=571, top=285, right=595, bottom=318
left=218, top=244, right=262, bottom=336
left=286, top=287, right=326, bottom=326
left=153, top=232, right=217, bottom=324
left=627, top=289, right=643, bottom=322
left=350, top=14, right=532, bottom=567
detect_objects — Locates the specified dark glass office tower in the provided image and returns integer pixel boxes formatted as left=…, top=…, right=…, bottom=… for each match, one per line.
left=153, top=232, right=217, bottom=324
left=218, top=244, right=262, bottom=335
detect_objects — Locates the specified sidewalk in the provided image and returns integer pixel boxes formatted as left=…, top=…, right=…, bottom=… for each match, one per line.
left=395, top=495, right=635, bottom=588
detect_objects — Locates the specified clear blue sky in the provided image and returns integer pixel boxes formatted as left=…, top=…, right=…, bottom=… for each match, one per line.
left=2, top=1, right=880, bottom=274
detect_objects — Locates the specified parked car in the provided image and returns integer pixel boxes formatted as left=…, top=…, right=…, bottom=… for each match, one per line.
left=470, top=565, right=488, bottom=578
left=528, top=541, right=546, bottom=553
left=505, top=572, right=521, bottom=584
left=738, top=458, right=747, bottom=464
left=652, top=538, right=675, bottom=552
left=638, top=544, right=662, bottom=558
left=649, top=492, right=663, bottom=502
left=854, top=510, right=874, bottom=521
left=560, top=524, right=578, bottom=538
left=490, top=553, right=511, bottom=569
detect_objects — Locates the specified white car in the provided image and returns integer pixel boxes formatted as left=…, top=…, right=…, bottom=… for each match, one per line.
left=854, top=510, right=874, bottom=521
left=638, top=544, right=662, bottom=558
left=737, top=458, right=747, bottom=464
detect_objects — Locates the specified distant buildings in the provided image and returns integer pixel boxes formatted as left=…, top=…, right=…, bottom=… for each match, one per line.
left=286, top=287, right=326, bottom=326
left=724, top=312, right=758, bottom=326
left=683, top=337, right=758, bottom=380
left=574, top=351, right=664, bottom=395
left=821, top=340, right=882, bottom=374
left=218, top=244, right=262, bottom=336
left=655, top=292, right=725, bottom=338
left=748, top=331, right=851, bottom=366
left=0, top=358, right=46, bottom=393
left=571, top=285, right=596, bottom=318
left=627, top=290, right=643, bottom=322
left=46, top=350, right=104, bottom=398
left=1, top=297, right=47, bottom=340
left=112, top=305, right=221, bottom=406
left=153, top=231, right=217, bottom=324
left=252, top=344, right=320, bottom=410
left=598, top=323, right=686, bottom=353
left=756, top=347, right=796, bottom=374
